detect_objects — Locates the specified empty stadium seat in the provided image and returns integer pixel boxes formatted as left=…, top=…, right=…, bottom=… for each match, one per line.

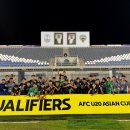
left=0, top=47, right=63, bottom=67
left=0, top=46, right=130, bottom=67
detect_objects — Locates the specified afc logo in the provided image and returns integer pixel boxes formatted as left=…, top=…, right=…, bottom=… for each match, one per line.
left=44, top=34, right=51, bottom=43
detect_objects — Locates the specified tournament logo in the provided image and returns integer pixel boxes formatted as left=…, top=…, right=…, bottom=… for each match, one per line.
left=44, top=34, right=51, bottom=43
left=80, top=34, right=87, bottom=43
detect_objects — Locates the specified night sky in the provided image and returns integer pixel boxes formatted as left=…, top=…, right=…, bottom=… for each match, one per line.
left=0, top=0, right=130, bottom=45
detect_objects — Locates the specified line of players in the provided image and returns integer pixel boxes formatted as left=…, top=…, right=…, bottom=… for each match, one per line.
left=0, top=73, right=129, bottom=96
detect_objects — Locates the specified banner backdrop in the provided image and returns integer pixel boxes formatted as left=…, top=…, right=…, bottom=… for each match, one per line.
left=0, top=94, right=130, bottom=115
left=41, top=32, right=90, bottom=47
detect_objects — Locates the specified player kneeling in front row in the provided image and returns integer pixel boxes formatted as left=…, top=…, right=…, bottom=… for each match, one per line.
left=27, top=82, right=38, bottom=96
left=11, top=84, right=21, bottom=96
left=38, top=83, right=46, bottom=95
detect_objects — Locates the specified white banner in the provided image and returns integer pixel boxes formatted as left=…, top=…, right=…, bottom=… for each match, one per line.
left=41, top=32, right=90, bottom=47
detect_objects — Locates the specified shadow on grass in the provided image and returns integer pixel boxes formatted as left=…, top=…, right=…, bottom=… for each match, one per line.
left=0, top=114, right=130, bottom=121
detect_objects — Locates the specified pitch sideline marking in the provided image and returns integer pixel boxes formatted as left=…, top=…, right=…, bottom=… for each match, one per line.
left=0, top=121, right=41, bottom=123
left=117, top=120, right=130, bottom=121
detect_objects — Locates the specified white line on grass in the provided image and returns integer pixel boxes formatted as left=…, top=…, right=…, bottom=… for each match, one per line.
left=0, top=121, right=41, bottom=123
left=117, top=120, right=130, bottom=121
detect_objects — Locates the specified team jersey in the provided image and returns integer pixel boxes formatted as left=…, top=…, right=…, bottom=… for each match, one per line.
left=104, top=81, right=114, bottom=94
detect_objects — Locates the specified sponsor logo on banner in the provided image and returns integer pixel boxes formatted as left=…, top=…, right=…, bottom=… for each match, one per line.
left=44, top=34, right=51, bottom=43
left=80, top=34, right=87, bottom=43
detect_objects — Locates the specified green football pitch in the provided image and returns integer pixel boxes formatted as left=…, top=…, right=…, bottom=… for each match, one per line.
left=0, top=114, right=130, bottom=130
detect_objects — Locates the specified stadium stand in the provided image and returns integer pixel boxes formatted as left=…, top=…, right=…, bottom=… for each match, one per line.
left=0, top=46, right=130, bottom=67
left=69, top=46, right=130, bottom=66
left=0, top=47, right=63, bottom=66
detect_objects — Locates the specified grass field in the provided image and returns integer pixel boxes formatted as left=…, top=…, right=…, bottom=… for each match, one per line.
left=0, top=115, right=130, bottom=130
